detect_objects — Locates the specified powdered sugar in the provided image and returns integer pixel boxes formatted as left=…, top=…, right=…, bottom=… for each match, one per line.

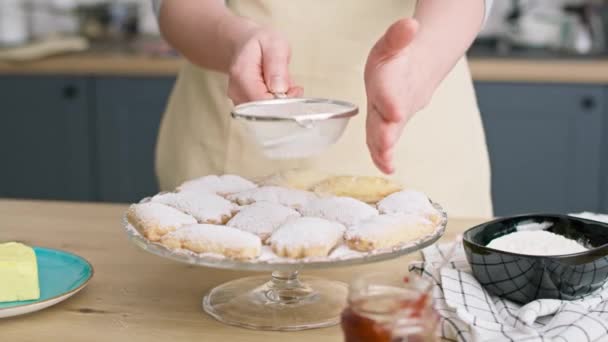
left=300, top=196, right=378, bottom=226
left=257, top=245, right=290, bottom=262
left=164, top=224, right=261, bottom=250
left=345, top=214, right=434, bottom=251
left=270, top=217, right=345, bottom=250
left=377, top=190, right=437, bottom=217
left=128, top=202, right=197, bottom=228
left=227, top=186, right=316, bottom=210
left=257, top=169, right=330, bottom=190
left=515, top=221, right=553, bottom=231
left=311, top=175, right=402, bottom=203
left=486, top=230, right=588, bottom=256
left=177, top=174, right=257, bottom=195
left=227, top=201, right=300, bottom=240
left=160, top=224, right=261, bottom=260
left=151, top=191, right=238, bottom=223
left=126, top=202, right=198, bottom=241
left=328, top=244, right=366, bottom=259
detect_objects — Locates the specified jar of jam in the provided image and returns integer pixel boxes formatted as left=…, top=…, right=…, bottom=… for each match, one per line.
left=341, top=272, right=439, bottom=342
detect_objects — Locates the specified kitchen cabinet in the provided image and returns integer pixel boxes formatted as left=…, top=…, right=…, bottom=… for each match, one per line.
left=475, top=82, right=605, bottom=216
left=0, top=75, right=173, bottom=203
left=1, top=74, right=606, bottom=212
left=0, top=76, right=93, bottom=201
left=602, top=87, right=608, bottom=213
left=95, top=77, right=174, bottom=203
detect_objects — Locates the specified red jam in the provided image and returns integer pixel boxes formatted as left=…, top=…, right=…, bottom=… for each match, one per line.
left=341, top=276, right=438, bottom=342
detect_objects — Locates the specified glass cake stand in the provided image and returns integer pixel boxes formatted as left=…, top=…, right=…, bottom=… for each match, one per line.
left=124, top=204, right=447, bottom=331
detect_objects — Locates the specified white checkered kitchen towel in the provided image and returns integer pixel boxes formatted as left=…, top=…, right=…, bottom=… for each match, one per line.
left=409, top=212, right=608, bottom=342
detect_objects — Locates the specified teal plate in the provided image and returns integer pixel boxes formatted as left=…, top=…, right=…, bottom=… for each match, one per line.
left=0, top=247, right=94, bottom=318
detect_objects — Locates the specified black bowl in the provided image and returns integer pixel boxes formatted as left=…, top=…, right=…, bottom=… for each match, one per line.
left=463, top=214, right=608, bottom=304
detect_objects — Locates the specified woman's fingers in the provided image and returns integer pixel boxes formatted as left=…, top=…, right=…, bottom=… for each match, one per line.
left=228, top=40, right=269, bottom=104
left=227, top=29, right=296, bottom=104
left=371, top=82, right=404, bottom=123
left=372, top=18, right=419, bottom=61
left=364, top=18, right=420, bottom=174
left=261, top=35, right=291, bottom=94
left=227, top=71, right=272, bottom=104
left=367, top=106, right=397, bottom=174
left=287, top=86, right=304, bottom=98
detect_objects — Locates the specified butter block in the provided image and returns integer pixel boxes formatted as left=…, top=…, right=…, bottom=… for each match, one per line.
left=0, top=242, right=40, bottom=302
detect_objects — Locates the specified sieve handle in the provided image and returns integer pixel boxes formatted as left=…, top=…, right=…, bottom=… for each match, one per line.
left=269, top=92, right=314, bottom=128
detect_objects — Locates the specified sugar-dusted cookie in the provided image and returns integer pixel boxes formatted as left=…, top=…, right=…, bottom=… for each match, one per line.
left=151, top=191, right=238, bottom=224
left=345, top=214, right=435, bottom=252
left=376, top=190, right=440, bottom=223
left=126, top=202, right=197, bottom=242
left=177, top=174, right=257, bottom=196
left=161, top=224, right=261, bottom=260
left=300, top=196, right=378, bottom=226
left=257, top=169, right=331, bottom=191
left=227, top=202, right=300, bottom=242
left=311, top=175, right=402, bottom=203
left=269, top=217, right=345, bottom=258
left=226, top=186, right=316, bottom=210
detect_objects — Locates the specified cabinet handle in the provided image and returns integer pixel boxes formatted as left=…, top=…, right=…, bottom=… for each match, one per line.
left=62, top=85, right=79, bottom=99
left=580, top=96, right=596, bottom=111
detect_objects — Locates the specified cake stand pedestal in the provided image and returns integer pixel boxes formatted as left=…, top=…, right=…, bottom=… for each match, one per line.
left=203, top=270, right=347, bottom=330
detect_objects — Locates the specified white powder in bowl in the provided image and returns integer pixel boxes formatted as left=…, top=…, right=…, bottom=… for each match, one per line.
left=486, top=230, right=588, bottom=256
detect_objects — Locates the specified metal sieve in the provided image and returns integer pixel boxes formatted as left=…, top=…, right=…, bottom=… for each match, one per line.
left=231, top=98, right=358, bottom=159
left=231, top=97, right=358, bottom=125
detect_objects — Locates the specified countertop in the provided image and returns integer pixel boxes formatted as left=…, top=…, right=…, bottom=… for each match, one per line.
left=1, top=48, right=608, bottom=83
left=0, top=199, right=480, bottom=342
left=0, top=52, right=182, bottom=77
left=468, top=57, right=608, bottom=84
left=467, top=44, right=608, bottom=84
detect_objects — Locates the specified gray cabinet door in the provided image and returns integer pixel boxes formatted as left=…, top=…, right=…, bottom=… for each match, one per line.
left=0, top=76, right=93, bottom=201
left=95, top=77, right=175, bottom=203
left=475, top=83, right=604, bottom=216
left=602, top=87, right=608, bottom=213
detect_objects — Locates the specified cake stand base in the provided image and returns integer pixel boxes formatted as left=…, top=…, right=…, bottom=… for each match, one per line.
left=203, top=271, right=348, bottom=331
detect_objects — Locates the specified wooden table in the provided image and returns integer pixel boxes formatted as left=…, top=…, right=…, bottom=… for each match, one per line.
left=0, top=199, right=483, bottom=342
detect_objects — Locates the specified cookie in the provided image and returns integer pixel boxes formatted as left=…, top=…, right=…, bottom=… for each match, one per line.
left=311, top=175, right=402, bottom=203
left=300, top=196, right=378, bottom=226
left=226, top=202, right=300, bottom=242
left=161, top=224, right=261, bottom=260
left=177, top=174, right=257, bottom=196
left=377, top=190, right=440, bottom=223
left=151, top=191, right=238, bottom=224
left=257, top=169, right=331, bottom=190
left=269, top=217, right=345, bottom=258
left=345, top=214, right=435, bottom=252
left=227, top=186, right=316, bottom=210
left=127, top=202, right=197, bottom=242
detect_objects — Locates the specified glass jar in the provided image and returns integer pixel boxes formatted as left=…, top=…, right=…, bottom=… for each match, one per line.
left=341, top=272, right=439, bottom=342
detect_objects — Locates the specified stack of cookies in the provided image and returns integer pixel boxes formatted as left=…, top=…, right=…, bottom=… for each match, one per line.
left=126, top=172, right=442, bottom=261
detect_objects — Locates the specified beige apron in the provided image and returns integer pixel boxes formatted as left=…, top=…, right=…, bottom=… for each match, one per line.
left=156, top=0, right=493, bottom=218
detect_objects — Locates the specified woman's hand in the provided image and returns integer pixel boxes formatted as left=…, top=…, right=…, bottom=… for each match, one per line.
left=158, top=1, right=303, bottom=104
left=364, top=18, right=430, bottom=174
left=227, top=26, right=303, bottom=105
